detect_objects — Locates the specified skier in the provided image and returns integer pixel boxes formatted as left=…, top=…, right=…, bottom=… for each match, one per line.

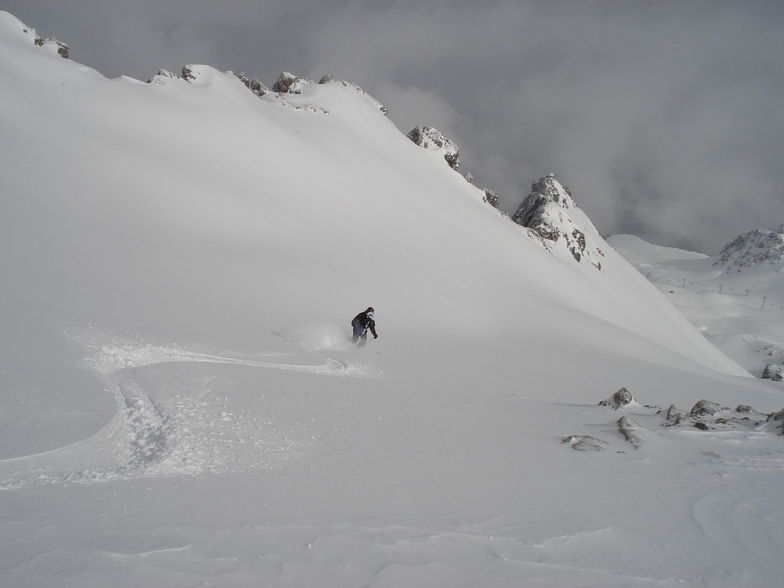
left=351, top=307, right=378, bottom=345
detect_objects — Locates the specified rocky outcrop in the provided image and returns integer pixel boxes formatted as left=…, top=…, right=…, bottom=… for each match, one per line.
left=235, top=72, right=267, bottom=97
left=689, top=399, right=723, bottom=418
left=768, top=409, right=784, bottom=435
left=713, top=225, right=784, bottom=272
left=407, top=125, right=460, bottom=172
left=762, top=364, right=782, bottom=382
left=566, top=393, right=783, bottom=454
left=512, top=174, right=605, bottom=270
left=34, top=36, right=70, bottom=58
left=482, top=189, right=500, bottom=209
left=272, top=71, right=310, bottom=94
left=561, top=435, right=608, bottom=452
left=181, top=66, right=196, bottom=82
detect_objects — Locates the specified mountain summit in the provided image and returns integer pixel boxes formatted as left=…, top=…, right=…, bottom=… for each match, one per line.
left=713, top=225, right=784, bottom=272
left=512, top=174, right=605, bottom=270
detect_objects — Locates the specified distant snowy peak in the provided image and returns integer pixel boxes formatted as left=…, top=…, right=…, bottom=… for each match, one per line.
left=513, top=174, right=604, bottom=270
left=713, top=225, right=784, bottom=272
left=407, top=125, right=460, bottom=172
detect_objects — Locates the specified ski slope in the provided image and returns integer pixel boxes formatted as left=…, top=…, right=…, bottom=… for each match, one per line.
left=609, top=233, right=784, bottom=380
left=1, top=11, right=783, bottom=587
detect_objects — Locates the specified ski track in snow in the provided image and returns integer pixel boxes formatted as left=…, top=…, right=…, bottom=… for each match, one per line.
left=0, top=337, right=376, bottom=489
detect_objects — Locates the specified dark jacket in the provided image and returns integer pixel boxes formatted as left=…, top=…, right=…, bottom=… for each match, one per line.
left=352, top=311, right=377, bottom=337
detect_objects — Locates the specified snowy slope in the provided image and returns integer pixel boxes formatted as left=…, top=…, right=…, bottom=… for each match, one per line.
left=608, top=233, right=784, bottom=381
left=2, top=12, right=784, bottom=587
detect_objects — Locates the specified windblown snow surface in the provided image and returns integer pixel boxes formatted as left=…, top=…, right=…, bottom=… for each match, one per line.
left=1, top=12, right=782, bottom=587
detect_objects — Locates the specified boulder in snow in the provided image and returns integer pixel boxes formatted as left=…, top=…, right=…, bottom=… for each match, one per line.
left=561, top=435, right=607, bottom=452
left=689, top=399, right=723, bottom=418
left=767, top=409, right=784, bottom=435
left=599, top=387, right=636, bottom=410
left=663, top=404, right=682, bottom=427
left=761, top=364, right=782, bottom=382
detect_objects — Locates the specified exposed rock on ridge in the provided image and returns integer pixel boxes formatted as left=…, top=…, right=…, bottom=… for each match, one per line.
left=407, top=125, right=460, bottom=172
left=19, top=20, right=70, bottom=59
left=34, top=35, right=70, bottom=59
left=235, top=72, right=267, bottom=97
left=512, top=174, right=605, bottom=270
left=272, top=71, right=310, bottom=94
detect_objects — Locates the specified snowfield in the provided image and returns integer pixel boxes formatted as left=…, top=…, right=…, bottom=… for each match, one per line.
left=1, top=11, right=783, bottom=587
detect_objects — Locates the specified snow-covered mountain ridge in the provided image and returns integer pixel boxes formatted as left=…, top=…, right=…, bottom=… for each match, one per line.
left=2, top=11, right=784, bottom=587
left=714, top=224, right=784, bottom=272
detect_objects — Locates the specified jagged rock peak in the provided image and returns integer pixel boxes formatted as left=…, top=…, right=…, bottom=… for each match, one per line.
left=272, top=71, right=311, bottom=94
left=407, top=125, right=460, bottom=171
left=512, top=174, right=604, bottom=270
left=713, top=224, right=784, bottom=272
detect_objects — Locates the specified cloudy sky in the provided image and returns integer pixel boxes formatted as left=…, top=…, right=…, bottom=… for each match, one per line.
left=5, top=0, right=783, bottom=252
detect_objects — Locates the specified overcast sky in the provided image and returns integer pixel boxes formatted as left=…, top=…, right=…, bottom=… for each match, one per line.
left=5, top=0, right=783, bottom=252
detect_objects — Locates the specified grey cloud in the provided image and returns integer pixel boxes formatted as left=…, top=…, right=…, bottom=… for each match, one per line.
left=4, top=0, right=783, bottom=252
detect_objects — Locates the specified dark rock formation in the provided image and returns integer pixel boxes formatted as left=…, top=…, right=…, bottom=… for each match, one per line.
left=272, top=71, right=309, bottom=94
left=235, top=72, right=267, bottom=97
left=34, top=36, right=70, bottom=58
left=482, top=189, right=500, bottom=209
left=407, top=125, right=460, bottom=171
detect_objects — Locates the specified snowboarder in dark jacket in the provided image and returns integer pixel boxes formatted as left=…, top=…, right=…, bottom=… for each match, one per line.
left=351, top=307, right=377, bottom=345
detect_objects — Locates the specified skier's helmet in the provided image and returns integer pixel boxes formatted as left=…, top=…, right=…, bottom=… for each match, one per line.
left=366, top=306, right=374, bottom=314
